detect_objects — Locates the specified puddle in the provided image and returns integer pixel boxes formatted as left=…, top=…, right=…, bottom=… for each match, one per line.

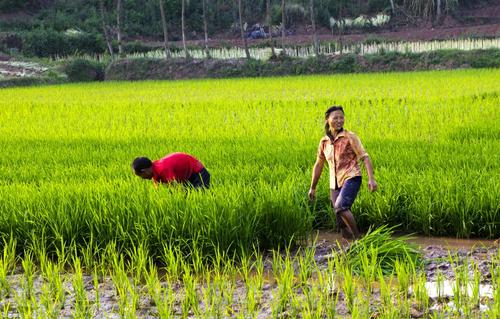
left=410, top=280, right=494, bottom=299
left=310, top=229, right=498, bottom=250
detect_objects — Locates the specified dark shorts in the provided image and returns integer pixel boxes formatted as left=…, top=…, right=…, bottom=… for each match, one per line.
left=330, top=176, right=362, bottom=227
left=187, top=167, right=210, bottom=189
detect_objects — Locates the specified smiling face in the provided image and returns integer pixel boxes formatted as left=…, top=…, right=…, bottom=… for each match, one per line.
left=327, top=110, right=345, bottom=133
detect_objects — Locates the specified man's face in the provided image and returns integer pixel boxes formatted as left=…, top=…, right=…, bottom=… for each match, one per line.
left=327, top=110, right=345, bottom=132
left=135, top=167, right=153, bottom=179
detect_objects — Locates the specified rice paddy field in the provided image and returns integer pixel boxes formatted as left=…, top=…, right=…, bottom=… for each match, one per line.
left=0, top=69, right=499, bottom=317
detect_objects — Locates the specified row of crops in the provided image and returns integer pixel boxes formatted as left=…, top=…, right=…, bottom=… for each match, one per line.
left=0, top=229, right=498, bottom=318
left=54, top=37, right=500, bottom=62
left=0, top=69, right=499, bottom=260
left=141, top=38, right=500, bottom=60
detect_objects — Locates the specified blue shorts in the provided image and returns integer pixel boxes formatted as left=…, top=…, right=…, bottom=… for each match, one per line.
left=330, top=176, right=362, bottom=227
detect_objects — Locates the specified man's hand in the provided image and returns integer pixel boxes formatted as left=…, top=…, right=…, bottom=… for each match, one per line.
left=308, top=188, right=316, bottom=200
left=368, top=179, right=377, bottom=192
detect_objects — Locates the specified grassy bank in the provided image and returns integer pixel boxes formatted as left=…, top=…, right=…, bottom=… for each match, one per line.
left=105, top=49, right=500, bottom=81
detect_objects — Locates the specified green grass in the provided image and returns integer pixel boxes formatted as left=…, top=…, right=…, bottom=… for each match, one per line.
left=0, top=69, right=499, bottom=261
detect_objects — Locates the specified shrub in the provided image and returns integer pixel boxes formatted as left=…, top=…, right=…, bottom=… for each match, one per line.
left=331, top=54, right=359, bottom=73
left=22, top=29, right=68, bottom=57
left=22, top=29, right=105, bottom=58
left=63, top=59, right=105, bottom=82
left=66, top=32, right=106, bottom=55
left=123, top=40, right=156, bottom=54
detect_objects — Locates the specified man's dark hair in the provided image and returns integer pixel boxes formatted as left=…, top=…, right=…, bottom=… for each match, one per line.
left=324, top=105, right=344, bottom=139
left=132, top=157, right=152, bottom=173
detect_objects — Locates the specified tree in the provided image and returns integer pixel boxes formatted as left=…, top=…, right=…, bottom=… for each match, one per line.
left=237, top=0, right=251, bottom=60
left=266, top=0, right=275, bottom=57
left=99, top=0, right=115, bottom=60
left=202, top=0, right=211, bottom=58
left=338, top=3, right=343, bottom=55
left=389, top=0, right=395, bottom=15
left=159, top=0, right=171, bottom=59
left=181, top=0, right=190, bottom=59
left=281, top=0, right=285, bottom=49
left=116, top=0, right=124, bottom=57
left=309, top=0, right=318, bottom=56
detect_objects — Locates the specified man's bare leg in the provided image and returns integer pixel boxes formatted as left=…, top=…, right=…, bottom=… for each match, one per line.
left=339, top=209, right=360, bottom=239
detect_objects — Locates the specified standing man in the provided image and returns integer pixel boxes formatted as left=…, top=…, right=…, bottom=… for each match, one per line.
left=132, top=152, right=210, bottom=189
left=308, top=106, right=377, bottom=240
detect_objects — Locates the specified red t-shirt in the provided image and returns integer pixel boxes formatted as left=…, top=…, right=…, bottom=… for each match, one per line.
left=151, top=153, right=204, bottom=183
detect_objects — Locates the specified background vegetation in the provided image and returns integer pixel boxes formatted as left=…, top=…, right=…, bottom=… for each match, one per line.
left=0, top=0, right=496, bottom=58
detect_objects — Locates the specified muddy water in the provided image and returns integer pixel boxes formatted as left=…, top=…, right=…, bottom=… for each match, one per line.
left=310, top=229, right=498, bottom=250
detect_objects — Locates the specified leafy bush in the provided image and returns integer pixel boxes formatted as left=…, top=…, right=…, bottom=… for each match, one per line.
left=123, top=41, right=159, bottom=54
left=331, top=54, right=359, bottom=73
left=63, top=59, right=105, bottom=82
left=22, top=29, right=105, bottom=58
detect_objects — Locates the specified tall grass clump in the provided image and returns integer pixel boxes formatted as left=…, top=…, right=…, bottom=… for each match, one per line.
left=345, top=225, right=421, bottom=275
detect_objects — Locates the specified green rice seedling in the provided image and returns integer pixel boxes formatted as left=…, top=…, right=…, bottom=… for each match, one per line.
left=447, top=252, right=472, bottom=315
left=238, top=248, right=252, bottom=284
left=39, top=281, right=62, bottom=319
left=199, top=272, right=215, bottom=318
left=39, top=259, right=65, bottom=317
left=359, top=244, right=378, bottom=295
left=243, top=274, right=261, bottom=319
left=271, top=250, right=295, bottom=316
left=110, top=252, right=138, bottom=319
left=352, top=289, right=370, bottom=319
left=54, top=235, right=71, bottom=269
left=125, top=241, right=149, bottom=286
left=161, top=244, right=183, bottom=281
left=378, top=269, right=395, bottom=312
left=92, top=265, right=101, bottom=311
left=339, top=263, right=355, bottom=313
left=488, top=271, right=500, bottom=319
left=145, top=260, right=174, bottom=318
left=188, top=238, right=205, bottom=275
left=251, top=252, right=264, bottom=292
left=222, top=273, right=237, bottom=317
left=210, top=271, right=225, bottom=318
left=290, top=292, right=304, bottom=317
left=435, top=269, right=445, bottom=303
left=321, top=257, right=339, bottom=318
left=395, top=259, right=411, bottom=300
left=78, top=235, right=99, bottom=271
left=21, top=252, right=36, bottom=299
left=470, top=261, right=481, bottom=310
left=13, top=291, right=35, bottom=319
left=325, top=286, right=339, bottom=319
left=72, top=257, right=91, bottom=319
left=0, top=236, right=16, bottom=298
left=181, top=264, right=199, bottom=318
left=412, top=272, right=429, bottom=314
left=2, top=302, right=10, bottom=318
left=297, top=245, right=316, bottom=287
